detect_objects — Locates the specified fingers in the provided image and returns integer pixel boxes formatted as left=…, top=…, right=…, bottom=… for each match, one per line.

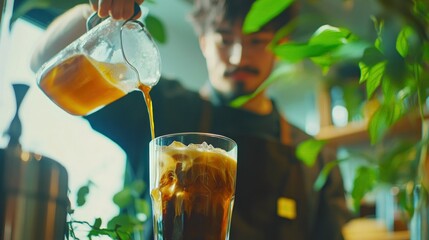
left=110, top=0, right=124, bottom=19
left=98, top=0, right=112, bottom=18
left=92, top=0, right=142, bottom=20
left=121, top=0, right=134, bottom=20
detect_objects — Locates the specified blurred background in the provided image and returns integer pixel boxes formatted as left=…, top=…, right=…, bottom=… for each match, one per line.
left=1, top=0, right=420, bottom=239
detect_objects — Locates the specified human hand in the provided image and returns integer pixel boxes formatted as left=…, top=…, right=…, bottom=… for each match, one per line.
left=89, top=0, right=144, bottom=20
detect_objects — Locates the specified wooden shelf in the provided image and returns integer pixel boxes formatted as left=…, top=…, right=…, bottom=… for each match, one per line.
left=316, top=116, right=422, bottom=147
left=315, top=82, right=425, bottom=147
left=343, top=218, right=409, bottom=240
left=316, top=120, right=369, bottom=146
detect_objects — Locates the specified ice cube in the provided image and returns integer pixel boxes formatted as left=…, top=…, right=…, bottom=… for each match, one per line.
left=169, top=141, right=186, bottom=148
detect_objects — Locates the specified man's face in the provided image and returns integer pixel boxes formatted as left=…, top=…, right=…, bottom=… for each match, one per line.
left=199, top=20, right=277, bottom=101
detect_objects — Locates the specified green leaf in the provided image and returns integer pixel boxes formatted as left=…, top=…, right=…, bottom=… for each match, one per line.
left=273, top=25, right=359, bottom=66
left=374, top=37, right=382, bottom=51
left=380, top=73, right=394, bottom=101
left=397, top=184, right=415, bottom=218
left=243, top=0, right=294, bottom=33
left=107, top=214, right=140, bottom=233
left=309, top=25, right=352, bottom=45
left=113, top=188, right=133, bottom=208
left=76, top=185, right=90, bottom=207
left=359, top=62, right=370, bottom=83
left=368, top=102, right=404, bottom=144
left=135, top=199, right=151, bottom=216
left=424, top=42, right=429, bottom=62
left=360, top=47, right=385, bottom=68
left=365, top=61, right=387, bottom=98
left=145, top=14, right=167, bottom=44
left=116, top=231, right=133, bottom=240
left=296, top=139, right=326, bottom=167
left=396, top=26, right=413, bottom=58
left=88, top=228, right=114, bottom=238
left=314, top=159, right=342, bottom=191
left=112, top=180, right=146, bottom=209
left=311, top=44, right=367, bottom=70
left=93, top=218, right=102, bottom=229
left=310, top=41, right=368, bottom=69
left=351, top=166, right=377, bottom=212
left=343, top=83, right=365, bottom=121
left=273, top=43, right=338, bottom=62
left=367, top=108, right=388, bottom=144
left=358, top=47, right=387, bottom=98
left=378, top=141, right=419, bottom=185
left=371, top=16, right=384, bottom=51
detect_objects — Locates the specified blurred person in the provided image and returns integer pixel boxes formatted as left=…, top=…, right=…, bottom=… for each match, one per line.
left=31, top=0, right=352, bottom=239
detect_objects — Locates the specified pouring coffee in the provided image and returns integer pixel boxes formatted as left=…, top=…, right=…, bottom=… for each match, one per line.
left=36, top=4, right=161, bottom=138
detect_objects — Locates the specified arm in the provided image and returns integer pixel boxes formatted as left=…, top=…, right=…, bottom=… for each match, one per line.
left=30, top=4, right=93, bottom=72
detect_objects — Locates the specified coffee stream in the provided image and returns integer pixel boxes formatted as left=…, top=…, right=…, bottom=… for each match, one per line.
left=138, top=84, right=155, bottom=139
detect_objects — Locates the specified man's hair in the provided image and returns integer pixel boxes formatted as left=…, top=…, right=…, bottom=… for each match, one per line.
left=189, top=0, right=298, bottom=35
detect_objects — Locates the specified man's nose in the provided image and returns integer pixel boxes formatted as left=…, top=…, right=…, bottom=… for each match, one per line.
left=228, top=41, right=243, bottom=65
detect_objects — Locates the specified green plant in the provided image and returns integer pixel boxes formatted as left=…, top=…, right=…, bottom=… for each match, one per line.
left=243, top=0, right=429, bottom=216
left=67, top=180, right=150, bottom=239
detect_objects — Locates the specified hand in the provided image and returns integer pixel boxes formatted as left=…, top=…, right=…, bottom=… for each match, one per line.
left=89, top=0, right=144, bottom=20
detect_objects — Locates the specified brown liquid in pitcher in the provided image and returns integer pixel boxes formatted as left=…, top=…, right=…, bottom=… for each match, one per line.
left=39, top=54, right=156, bottom=139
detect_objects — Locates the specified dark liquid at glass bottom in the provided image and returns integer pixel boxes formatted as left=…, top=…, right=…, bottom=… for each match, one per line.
left=154, top=195, right=234, bottom=240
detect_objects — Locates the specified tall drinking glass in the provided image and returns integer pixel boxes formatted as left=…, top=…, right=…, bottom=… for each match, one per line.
left=149, top=133, right=237, bottom=240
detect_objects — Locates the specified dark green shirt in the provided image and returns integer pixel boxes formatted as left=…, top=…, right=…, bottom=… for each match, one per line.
left=85, top=78, right=351, bottom=240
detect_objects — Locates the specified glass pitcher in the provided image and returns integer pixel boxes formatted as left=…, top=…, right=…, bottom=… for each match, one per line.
left=35, top=6, right=161, bottom=116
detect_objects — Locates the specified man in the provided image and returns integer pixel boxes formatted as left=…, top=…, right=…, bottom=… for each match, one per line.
left=31, top=0, right=352, bottom=239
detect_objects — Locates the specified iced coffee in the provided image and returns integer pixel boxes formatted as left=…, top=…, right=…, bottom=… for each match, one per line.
left=150, top=134, right=237, bottom=240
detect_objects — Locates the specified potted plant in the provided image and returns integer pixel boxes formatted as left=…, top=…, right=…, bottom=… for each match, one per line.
left=241, top=0, right=428, bottom=237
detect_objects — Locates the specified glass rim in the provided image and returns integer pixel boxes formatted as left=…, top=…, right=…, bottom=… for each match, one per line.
left=150, top=132, right=237, bottom=146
